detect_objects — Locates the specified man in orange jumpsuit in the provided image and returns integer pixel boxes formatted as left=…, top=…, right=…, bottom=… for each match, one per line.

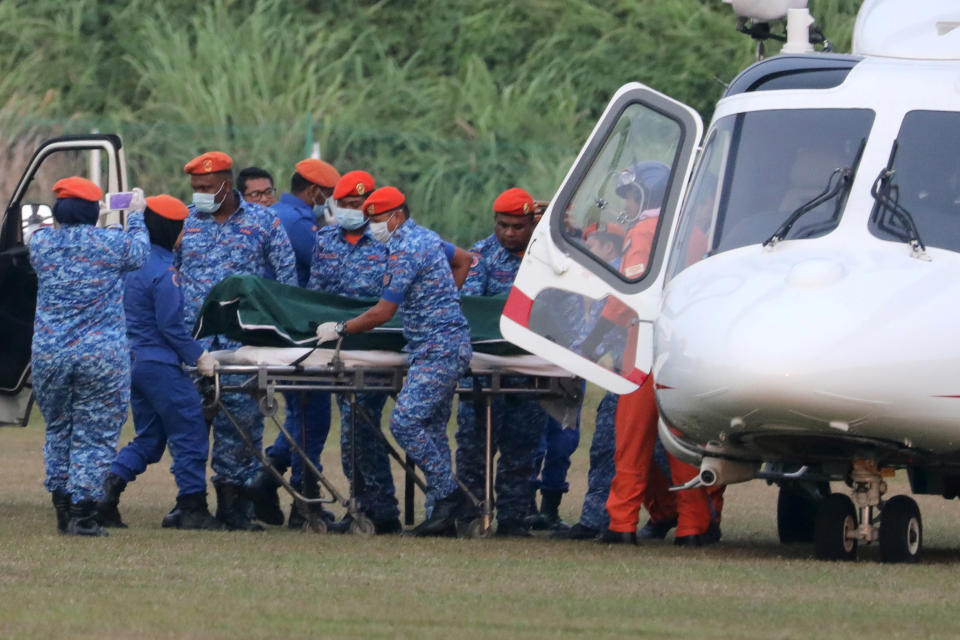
left=580, top=161, right=723, bottom=546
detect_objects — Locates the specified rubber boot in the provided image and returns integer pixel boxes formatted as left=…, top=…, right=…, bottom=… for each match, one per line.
left=214, top=480, right=263, bottom=532
left=246, top=457, right=286, bottom=526
left=67, top=500, right=109, bottom=537
left=52, top=490, right=71, bottom=534
left=527, top=489, right=569, bottom=531
left=96, top=473, right=128, bottom=528
left=176, top=492, right=222, bottom=530
left=406, top=488, right=465, bottom=537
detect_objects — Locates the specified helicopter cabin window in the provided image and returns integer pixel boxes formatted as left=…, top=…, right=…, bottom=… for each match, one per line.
left=868, top=110, right=960, bottom=253
left=668, top=108, right=874, bottom=279
left=557, top=102, right=683, bottom=283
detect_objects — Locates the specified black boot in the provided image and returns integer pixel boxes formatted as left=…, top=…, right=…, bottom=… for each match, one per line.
left=596, top=528, right=637, bottom=545
left=67, top=500, right=109, bottom=537
left=214, top=480, right=263, bottom=532
left=637, top=517, right=677, bottom=540
left=674, top=522, right=721, bottom=547
left=495, top=519, right=532, bottom=538
left=96, top=473, right=128, bottom=528
left=552, top=522, right=600, bottom=540
left=526, top=489, right=569, bottom=531
left=246, top=458, right=286, bottom=526
left=406, top=488, right=466, bottom=537
left=176, top=492, right=222, bottom=530
left=52, top=490, right=71, bottom=534
left=161, top=504, right=180, bottom=528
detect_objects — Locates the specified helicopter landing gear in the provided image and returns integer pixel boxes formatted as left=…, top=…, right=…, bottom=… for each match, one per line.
left=813, top=460, right=922, bottom=563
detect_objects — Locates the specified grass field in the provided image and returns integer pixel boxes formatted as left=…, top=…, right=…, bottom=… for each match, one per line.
left=3, top=388, right=960, bottom=639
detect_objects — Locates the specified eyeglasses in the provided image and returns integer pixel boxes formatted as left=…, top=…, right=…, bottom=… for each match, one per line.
left=244, top=188, right=277, bottom=200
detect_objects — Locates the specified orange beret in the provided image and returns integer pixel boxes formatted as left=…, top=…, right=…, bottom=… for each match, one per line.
left=363, top=186, right=406, bottom=216
left=333, top=170, right=375, bottom=200
left=183, top=151, right=233, bottom=175
left=145, top=194, right=189, bottom=221
left=295, top=159, right=340, bottom=188
left=583, top=221, right=626, bottom=240
left=52, top=177, right=102, bottom=202
left=493, top=187, right=534, bottom=216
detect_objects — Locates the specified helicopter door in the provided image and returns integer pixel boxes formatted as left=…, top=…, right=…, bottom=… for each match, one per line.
left=501, top=83, right=702, bottom=394
left=0, top=134, right=127, bottom=426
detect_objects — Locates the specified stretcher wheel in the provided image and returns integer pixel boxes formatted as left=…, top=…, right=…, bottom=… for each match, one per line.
left=258, top=394, right=279, bottom=417
left=457, top=518, right=488, bottom=539
left=305, top=515, right=327, bottom=535
left=349, top=515, right=376, bottom=537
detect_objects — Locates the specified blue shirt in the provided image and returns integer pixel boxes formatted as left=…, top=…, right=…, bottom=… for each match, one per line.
left=461, top=233, right=523, bottom=296
left=270, top=192, right=317, bottom=287
left=308, top=225, right=387, bottom=298
left=30, top=211, right=149, bottom=357
left=381, top=218, right=469, bottom=354
left=124, top=244, right=205, bottom=366
left=176, top=193, right=296, bottom=328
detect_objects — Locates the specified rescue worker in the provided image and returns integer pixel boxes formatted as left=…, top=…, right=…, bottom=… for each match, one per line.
left=306, top=170, right=401, bottom=534
left=247, top=158, right=338, bottom=527
left=455, top=187, right=548, bottom=536
left=314, top=186, right=474, bottom=536
left=31, top=177, right=149, bottom=536
left=176, top=151, right=297, bottom=531
left=581, top=162, right=720, bottom=545
left=96, top=195, right=220, bottom=530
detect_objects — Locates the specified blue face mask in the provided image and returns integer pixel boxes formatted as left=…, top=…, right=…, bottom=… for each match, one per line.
left=330, top=200, right=366, bottom=230
left=192, top=181, right=225, bottom=214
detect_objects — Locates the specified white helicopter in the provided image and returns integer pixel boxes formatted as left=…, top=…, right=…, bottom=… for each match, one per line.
left=501, top=0, right=960, bottom=562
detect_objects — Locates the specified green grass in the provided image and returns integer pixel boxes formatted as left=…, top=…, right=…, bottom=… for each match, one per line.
left=3, top=387, right=960, bottom=638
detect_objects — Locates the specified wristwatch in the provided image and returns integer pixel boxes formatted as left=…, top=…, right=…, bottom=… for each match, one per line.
left=335, top=321, right=347, bottom=337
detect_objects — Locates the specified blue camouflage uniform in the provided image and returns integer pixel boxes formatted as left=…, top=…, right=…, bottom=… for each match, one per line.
left=31, top=211, right=150, bottom=503
left=574, top=290, right=628, bottom=530
left=454, top=233, right=546, bottom=524
left=176, top=194, right=296, bottom=486
left=307, top=224, right=398, bottom=521
left=265, top=193, right=331, bottom=489
left=381, top=218, right=471, bottom=506
left=111, top=243, right=210, bottom=496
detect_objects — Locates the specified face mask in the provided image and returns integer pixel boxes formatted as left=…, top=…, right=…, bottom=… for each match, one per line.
left=192, top=181, right=225, bottom=214
left=330, top=201, right=366, bottom=230
left=369, top=212, right=397, bottom=243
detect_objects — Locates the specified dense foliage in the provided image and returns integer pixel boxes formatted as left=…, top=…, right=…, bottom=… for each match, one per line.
left=0, top=0, right=858, bottom=243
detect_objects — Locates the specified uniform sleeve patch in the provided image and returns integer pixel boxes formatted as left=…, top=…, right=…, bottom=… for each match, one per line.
left=469, top=251, right=481, bottom=267
left=382, top=273, right=392, bottom=287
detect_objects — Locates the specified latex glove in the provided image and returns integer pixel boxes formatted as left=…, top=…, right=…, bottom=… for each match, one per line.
left=129, top=187, right=146, bottom=211
left=315, top=321, right=340, bottom=345
left=196, top=350, right=219, bottom=377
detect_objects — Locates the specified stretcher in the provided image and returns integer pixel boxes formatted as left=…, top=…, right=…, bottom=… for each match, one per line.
left=199, top=342, right=581, bottom=536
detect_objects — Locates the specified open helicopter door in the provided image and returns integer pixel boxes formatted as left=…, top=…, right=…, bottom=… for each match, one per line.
left=0, top=134, right=127, bottom=426
left=501, top=83, right=702, bottom=394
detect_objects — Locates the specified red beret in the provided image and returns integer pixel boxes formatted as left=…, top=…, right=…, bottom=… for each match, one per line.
left=583, top=222, right=626, bottom=240
left=52, top=177, right=102, bottom=202
left=145, top=194, right=189, bottom=221
left=493, top=187, right=534, bottom=216
left=295, top=159, right=340, bottom=188
left=183, top=151, right=233, bottom=175
left=363, top=186, right=406, bottom=216
left=333, top=170, right=375, bottom=200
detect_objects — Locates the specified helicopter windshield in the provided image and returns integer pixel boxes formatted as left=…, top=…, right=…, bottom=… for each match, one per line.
left=667, top=108, right=874, bottom=278
left=869, top=110, right=960, bottom=254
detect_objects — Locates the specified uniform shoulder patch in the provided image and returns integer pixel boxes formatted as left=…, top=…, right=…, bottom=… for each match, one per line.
left=169, top=268, right=181, bottom=287
left=469, top=251, right=481, bottom=267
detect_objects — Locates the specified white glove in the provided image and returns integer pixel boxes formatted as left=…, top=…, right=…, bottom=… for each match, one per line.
left=315, top=321, right=340, bottom=345
left=196, top=350, right=219, bottom=377
left=129, top=187, right=146, bottom=211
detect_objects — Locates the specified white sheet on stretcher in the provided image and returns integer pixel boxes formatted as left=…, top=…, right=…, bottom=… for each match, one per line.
left=211, top=346, right=574, bottom=378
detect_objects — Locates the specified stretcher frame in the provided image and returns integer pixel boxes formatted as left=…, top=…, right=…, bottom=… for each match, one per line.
left=197, top=343, right=580, bottom=536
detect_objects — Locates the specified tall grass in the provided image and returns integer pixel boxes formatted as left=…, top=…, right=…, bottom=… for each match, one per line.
left=0, top=0, right=859, bottom=245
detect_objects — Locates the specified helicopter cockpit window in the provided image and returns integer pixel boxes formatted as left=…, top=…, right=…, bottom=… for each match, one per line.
left=667, top=109, right=874, bottom=279
left=869, top=110, right=960, bottom=253
left=558, top=103, right=683, bottom=283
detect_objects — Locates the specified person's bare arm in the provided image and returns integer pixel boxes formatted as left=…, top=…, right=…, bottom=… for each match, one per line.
left=343, top=299, right=399, bottom=335
left=449, top=246, right=472, bottom=289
